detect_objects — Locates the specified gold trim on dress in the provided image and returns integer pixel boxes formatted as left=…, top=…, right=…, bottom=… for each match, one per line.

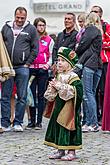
left=56, top=78, right=78, bottom=131
left=44, top=141, right=82, bottom=150
left=68, top=76, right=80, bottom=84
left=57, top=97, right=76, bottom=130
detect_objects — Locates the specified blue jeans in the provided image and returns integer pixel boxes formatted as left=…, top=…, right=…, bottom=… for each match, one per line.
left=1, top=67, right=29, bottom=127
left=82, top=67, right=102, bottom=126
left=29, top=68, right=48, bottom=124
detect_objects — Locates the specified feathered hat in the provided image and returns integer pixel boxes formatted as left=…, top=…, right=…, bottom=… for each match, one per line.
left=57, top=47, right=78, bottom=67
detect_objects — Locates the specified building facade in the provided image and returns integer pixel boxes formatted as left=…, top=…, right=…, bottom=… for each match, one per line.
left=0, top=0, right=110, bottom=33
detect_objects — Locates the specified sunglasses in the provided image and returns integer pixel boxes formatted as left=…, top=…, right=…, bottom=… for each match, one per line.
left=91, top=10, right=99, bottom=13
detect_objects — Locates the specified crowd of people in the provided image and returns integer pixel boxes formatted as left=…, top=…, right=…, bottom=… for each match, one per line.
left=0, top=5, right=110, bottom=161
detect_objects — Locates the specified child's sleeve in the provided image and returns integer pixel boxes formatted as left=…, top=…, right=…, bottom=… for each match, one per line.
left=44, top=85, right=57, bottom=102
left=55, top=82, right=76, bottom=101
left=55, top=79, right=83, bottom=103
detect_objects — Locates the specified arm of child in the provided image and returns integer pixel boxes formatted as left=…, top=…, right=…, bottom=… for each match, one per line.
left=50, top=79, right=75, bottom=101
left=56, top=82, right=75, bottom=101
left=44, top=82, right=57, bottom=102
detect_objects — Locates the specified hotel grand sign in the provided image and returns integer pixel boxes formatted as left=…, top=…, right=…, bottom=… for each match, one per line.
left=32, top=0, right=87, bottom=13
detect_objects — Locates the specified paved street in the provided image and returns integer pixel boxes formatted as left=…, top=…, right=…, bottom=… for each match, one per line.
left=0, top=115, right=110, bottom=165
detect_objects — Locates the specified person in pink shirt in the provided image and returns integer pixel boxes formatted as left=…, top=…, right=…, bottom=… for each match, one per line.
left=26, top=17, right=54, bottom=129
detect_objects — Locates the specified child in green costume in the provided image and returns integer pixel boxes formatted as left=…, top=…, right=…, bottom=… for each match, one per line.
left=44, top=46, right=83, bottom=161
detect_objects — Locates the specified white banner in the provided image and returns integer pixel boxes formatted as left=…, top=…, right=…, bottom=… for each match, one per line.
left=33, top=0, right=87, bottom=13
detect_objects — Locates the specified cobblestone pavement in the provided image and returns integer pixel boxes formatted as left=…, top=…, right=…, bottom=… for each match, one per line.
left=0, top=116, right=110, bottom=165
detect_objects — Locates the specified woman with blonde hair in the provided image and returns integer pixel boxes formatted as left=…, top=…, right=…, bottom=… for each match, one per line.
left=76, top=13, right=86, bottom=46
left=85, top=12, right=103, bottom=33
left=77, top=13, right=86, bottom=29
left=75, top=12, right=103, bottom=132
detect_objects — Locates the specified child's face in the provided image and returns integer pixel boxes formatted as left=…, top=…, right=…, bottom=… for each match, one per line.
left=78, top=19, right=85, bottom=28
left=37, top=21, right=46, bottom=34
left=57, top=56, right=71, bottom=73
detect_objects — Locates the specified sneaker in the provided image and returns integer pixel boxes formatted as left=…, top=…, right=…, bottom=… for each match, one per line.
left=25, top=123, right=36, bottom=130
left=49, top=150, right=65, bottom=159
left=2, top=126, right=12, bottom=132
left=61, top=153, right=78, bottom=161
left=35, top=123, right=42, bottom=130
left=88, top=125, right=99, bottom=132
left=13, top=125, right=23, bottom=132
left=82, top=125, right=89, bottom=132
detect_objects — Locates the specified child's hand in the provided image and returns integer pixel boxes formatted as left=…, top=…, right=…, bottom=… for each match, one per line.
left=49, top=79, right=62, bottom=90
left=49, top=79, right=56, bottom=88
left=48, top=79, right=57, bottom=93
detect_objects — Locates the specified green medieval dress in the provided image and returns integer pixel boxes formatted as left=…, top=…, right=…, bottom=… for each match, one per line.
left=44, top=69, right=83, bottom=150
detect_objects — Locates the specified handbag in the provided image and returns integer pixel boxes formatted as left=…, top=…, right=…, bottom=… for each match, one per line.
left=26, top=87, right=34, bottom=107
